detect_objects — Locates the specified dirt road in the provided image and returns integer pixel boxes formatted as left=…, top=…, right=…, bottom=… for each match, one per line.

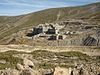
left=0, top=44, right=100, bottom=56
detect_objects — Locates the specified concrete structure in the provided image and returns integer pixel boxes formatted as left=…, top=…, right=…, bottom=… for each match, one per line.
left=33, top=27, right=43, bottom=35
left=65, top=31, right=75, bottom=35
left=33, top=24, right=46, bottom=35
left=33, top=23, right=59, bottom=35
left=32, top=23, right=66, bottom=40
left=48, top=35, right=58, bottom=40
left=48, top=34, right=66, bottom=40
left=47, top=28, right=59, bottom=34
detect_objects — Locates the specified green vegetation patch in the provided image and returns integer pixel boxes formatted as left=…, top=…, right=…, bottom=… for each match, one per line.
left=31, top=50, right=56, bottom=59
left=38, top=62, right=55, bottom=69
left=31, top=50, right=91, bottom=69
left=57, top=51, right=90, bottom=59
left=0, top=51, right=24, bottom=69
left=31, top=50, right=90, bottom=59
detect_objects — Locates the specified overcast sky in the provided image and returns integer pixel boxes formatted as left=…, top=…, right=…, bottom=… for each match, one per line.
left=0, top=0, right=100, bottom=16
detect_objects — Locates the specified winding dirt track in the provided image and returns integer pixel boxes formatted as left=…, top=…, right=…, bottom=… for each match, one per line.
left=0, top=44, right=100, bottom=56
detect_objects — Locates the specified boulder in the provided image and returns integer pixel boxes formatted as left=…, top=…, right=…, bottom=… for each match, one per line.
left=20, top=68, right=40, bottom=75
left=1, top=69, right=19, bottom=75
left=40, top=69, right=54, bottom=75
left=0, top=60, right=6, bottom=64
left=16, top=63, right=24, bottom=71
left=23, top=58, right=34, bottom=68
left=71, top=68, right=79, bottom=75
left=53, top=67, right=71, bottom=75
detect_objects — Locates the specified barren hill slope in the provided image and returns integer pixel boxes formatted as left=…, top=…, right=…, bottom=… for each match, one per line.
left=0, top=2, right=100, bottom=44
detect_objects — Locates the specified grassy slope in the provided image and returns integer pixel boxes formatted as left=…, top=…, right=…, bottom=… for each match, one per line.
left=0, top=50, right=90, bottom=69
left=0, top=2, right=100, bottom=43
left=0, top=51, right=23, bottom=69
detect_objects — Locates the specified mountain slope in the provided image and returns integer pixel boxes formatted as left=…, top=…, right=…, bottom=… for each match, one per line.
left=0, top=2, right=100, bottom=44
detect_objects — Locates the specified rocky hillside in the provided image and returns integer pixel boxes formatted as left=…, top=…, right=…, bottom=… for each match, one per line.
left=0, top=2, right=100, bottom=44
left=0, top=45, right=100, bottom=75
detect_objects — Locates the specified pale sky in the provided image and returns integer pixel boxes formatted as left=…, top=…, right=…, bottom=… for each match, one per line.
left=0, top=0, right=100, bottom=16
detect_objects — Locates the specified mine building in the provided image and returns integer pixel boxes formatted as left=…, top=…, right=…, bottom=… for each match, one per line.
left=48, top=34, right=66, bottom=40
left=33, top=23, right=59, bottom=35
left=46, top=28, right=59, bottom=34
left=32, top=23, right=66, bottom=40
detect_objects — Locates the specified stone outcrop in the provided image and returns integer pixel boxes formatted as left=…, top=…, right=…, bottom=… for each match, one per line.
left=0, top=69, right=19, bottom=75
left=0, top=64, right=100, bottom=75
left=71, top=64, right=100, bottom=75
left=23, top=58, right=34, bottom=68
left=20, top=68, right=39, bottom=75
left=0, top=57, right=100, bottom=75
left=16, top=63, right=24, bottom=71
left=54, top=67, right=71, bottom=75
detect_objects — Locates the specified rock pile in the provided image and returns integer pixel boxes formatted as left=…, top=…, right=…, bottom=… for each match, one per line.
left=0, top=58, right=100, bottom=75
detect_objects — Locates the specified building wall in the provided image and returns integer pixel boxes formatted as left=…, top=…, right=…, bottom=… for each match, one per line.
left=33, top=28, right=43, bottom=35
